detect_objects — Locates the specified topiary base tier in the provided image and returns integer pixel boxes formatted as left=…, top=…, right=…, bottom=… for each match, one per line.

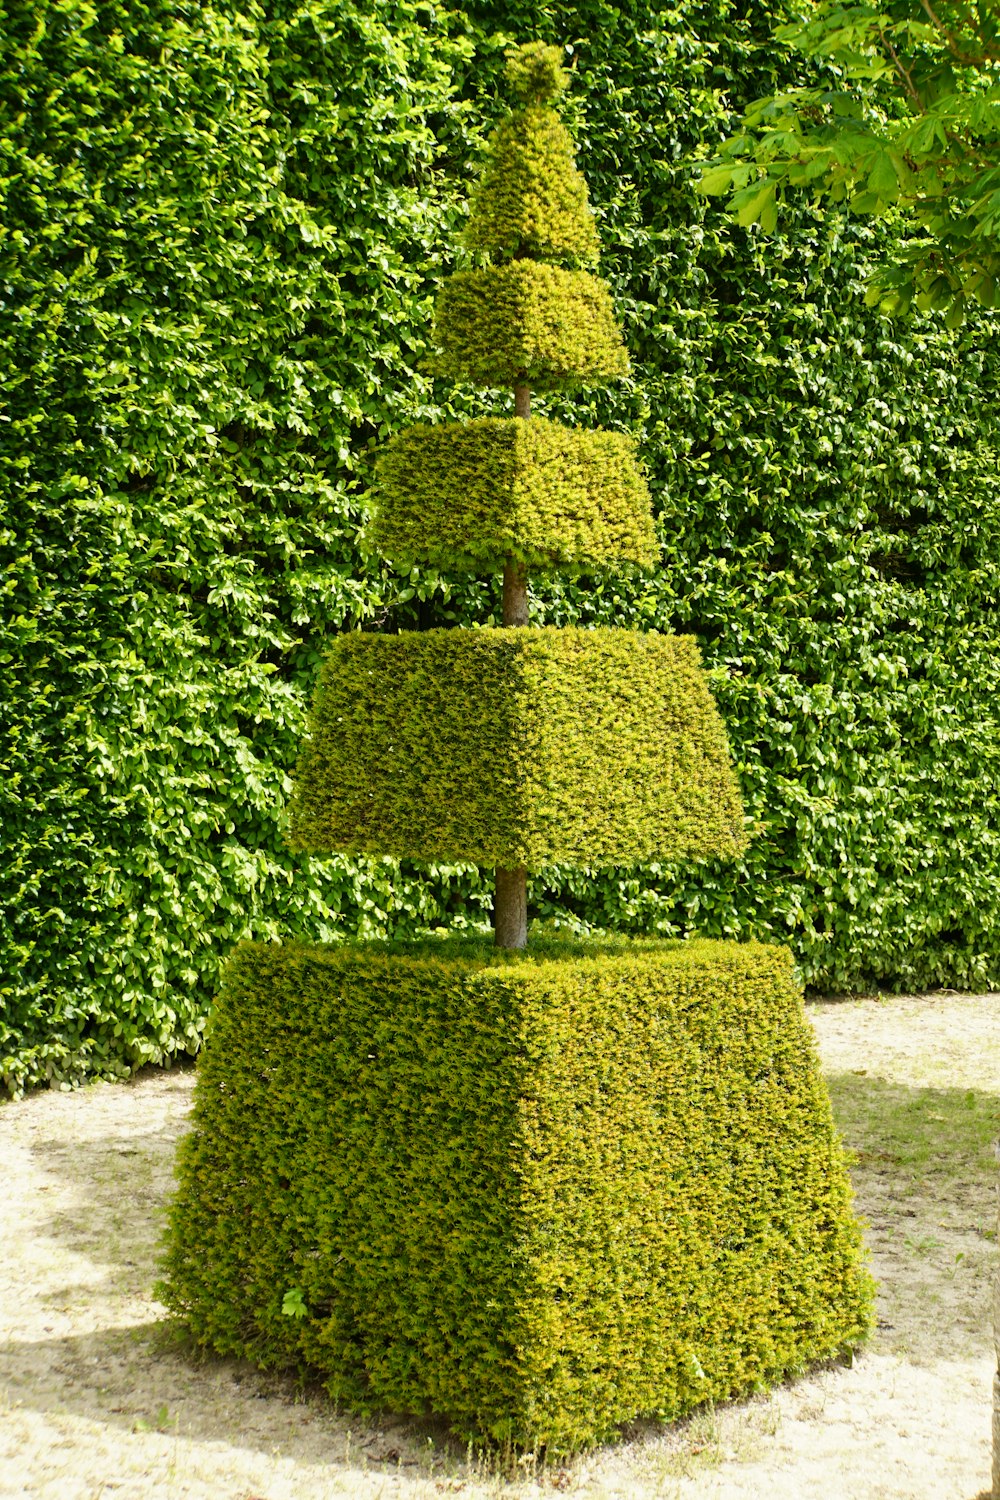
left=161, top=936, right=873, bottom=1453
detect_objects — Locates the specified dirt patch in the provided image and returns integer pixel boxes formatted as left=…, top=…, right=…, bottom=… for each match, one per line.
left=0, top=991, right=997, bottom=1499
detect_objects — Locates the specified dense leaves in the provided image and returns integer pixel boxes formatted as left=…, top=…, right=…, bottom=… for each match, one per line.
left=466, top=102, right=601, bottom=264
left=372, top=416, right=656, bottom=571
left=290, top=628, right=746, bottom=866
left=3, top=0, right=1000, bottom=1094
left=0, top=0, right=484, bottom=1093
left=432, top=262, right=630, bottom=388
left=161, top=935, right=872, bottom=1450
left=695, top=0, right=1000, bottom=319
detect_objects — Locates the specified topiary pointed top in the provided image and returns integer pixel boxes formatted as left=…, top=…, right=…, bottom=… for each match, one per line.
left=505, top=42, right=568, bottom=105
left=466, top=43, right=599, bottom=266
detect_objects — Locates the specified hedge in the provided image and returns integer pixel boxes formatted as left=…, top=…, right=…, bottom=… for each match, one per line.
left=160, top=934, right=874, bottom=1451
left=0, top=0, right=485, bottom=1094
left=432, top=262, right=630, bottom=389
left=466, top=102, right=600, bottom=265
left=4, top=0, right=1000, bottom=1094
left=290, top=626, right=747, bottom=867
left=371, top=416, right=656, bottom=571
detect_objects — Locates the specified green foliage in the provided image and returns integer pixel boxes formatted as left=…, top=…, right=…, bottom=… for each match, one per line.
left=0, top=0, right=485, bottom=1096
left=160, top=935, right=873, bottom=1451
left=505, top=40, right=569, bottom=104
left=281, top=1287, right=308, bottom=1319
left=5, top=0, right=1000, bottom=1094
left=466, top=104, right=600, bottom=265
left=371, top=416, right=656, bottom=572
left=290, top=627, right=747, bottom=869
left=432, top=263, right=629, bottom=389
left=694, top=0, right=1000, bottom=319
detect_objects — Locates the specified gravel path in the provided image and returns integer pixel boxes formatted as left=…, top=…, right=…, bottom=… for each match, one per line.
left=0, top=991, right=997, bottom=1499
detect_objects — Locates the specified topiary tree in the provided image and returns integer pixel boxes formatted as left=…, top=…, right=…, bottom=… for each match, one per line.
left=290, top=41, right=744, bottom=947
left=162, top=44, right=873, bottom=1452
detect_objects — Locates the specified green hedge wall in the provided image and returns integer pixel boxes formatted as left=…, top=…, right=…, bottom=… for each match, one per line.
left=290, top=627, right=746, bottom=867
left=0, top=0, right=485, bottom=1094
left=3, top=0, right=1000, bottom=1093
left=160, top=935, right=873, bottom=1451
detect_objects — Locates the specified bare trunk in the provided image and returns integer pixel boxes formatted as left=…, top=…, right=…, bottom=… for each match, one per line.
left=502, top=560, right=529, bottom=627
left=494, top=865, right=528, bottom=949
left=494, top=384, right=532, bottom=949
left=495, top=556, right=529, bottom=945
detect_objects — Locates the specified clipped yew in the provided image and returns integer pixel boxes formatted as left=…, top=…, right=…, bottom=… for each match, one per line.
left=291, top=41, right=744, bottom=947
left=162, top=43, right=873, bottom=1451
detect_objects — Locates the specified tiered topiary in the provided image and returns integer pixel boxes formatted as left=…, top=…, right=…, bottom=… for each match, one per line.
left=162, top=44, right=873, bottom=1451
left=292, top=41, right=743, bottom=947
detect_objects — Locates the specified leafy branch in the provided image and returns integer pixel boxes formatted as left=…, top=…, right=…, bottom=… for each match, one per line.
left=693, top=0, right=1000, bottom=320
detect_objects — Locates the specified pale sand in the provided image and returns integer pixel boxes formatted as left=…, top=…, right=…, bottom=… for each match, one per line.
left=1, top=990, right=997, bottom=1499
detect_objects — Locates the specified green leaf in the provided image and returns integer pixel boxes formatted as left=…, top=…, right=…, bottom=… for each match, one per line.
left=734, top=180, right=777, bottom=230
left=281, top=1287, right=308, bottom=1319
left=867, top=151, right=898, bottom=199
left=695, top=165, right=737, bottom=196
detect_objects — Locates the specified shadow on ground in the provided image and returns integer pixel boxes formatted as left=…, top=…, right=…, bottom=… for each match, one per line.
left=4, top=1064, right=997, bottom=1487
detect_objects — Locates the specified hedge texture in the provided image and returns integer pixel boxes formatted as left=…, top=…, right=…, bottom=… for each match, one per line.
left=160, top=936, right=874, bottom=1451
left=371, top=416, right=656, bottom=571
left=5, top=0, right=1000, bottom=1094
left=432, top=263, right=629, bottom=389
left=290, top=627, right=747, bottom=869
left=465, top=103, right=600, bottom=266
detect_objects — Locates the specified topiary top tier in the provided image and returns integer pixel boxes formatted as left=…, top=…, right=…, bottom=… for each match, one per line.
left=465, top=42, right=599, bottom=266
left=369, top=43, right=646, bottom=576
left=465, top=105, right=600, bottom=266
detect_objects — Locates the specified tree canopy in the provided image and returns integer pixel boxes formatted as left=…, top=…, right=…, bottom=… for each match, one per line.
left=696, top=0, right=1000, bottom=321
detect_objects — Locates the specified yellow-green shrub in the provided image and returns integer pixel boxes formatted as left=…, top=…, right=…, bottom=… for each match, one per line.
left=431, top=262, right=629, bottom=389
left=289, top=626, right=747, bottom=868
left=370, top=416, right=656, bottom=571
left=160, top=935, right=874, bottom=1452
left=465, top=104, right=599, bottom=265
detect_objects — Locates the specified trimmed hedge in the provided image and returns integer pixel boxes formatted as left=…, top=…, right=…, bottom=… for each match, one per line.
left=0, top=0, right=489, bottom=1096
left=290, top=626, right=747, bottom=868
left=371, top=416, right=656, bottom=571
left=160, top=935, right=874, bottom=1451
left=466, top=103, right=600, bottom=266
left=432, top=263, right=630, bottom=389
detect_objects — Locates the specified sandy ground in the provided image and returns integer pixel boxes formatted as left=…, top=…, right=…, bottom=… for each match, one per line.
left=0, top=991, right=997, bottom=1500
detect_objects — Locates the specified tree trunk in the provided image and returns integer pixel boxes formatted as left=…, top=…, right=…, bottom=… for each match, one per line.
left=494, top=383, right=532, bottom=949
left=501, top=559, right=529, bottom=626
left=494, top=865, right=528, bottom=949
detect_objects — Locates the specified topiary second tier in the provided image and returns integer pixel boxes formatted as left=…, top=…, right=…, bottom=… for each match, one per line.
left=431, top=261, right=629, bottom=390
left=289, top=626, right=747, bottom=868
left=371, top=415, right=656, bottom=572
